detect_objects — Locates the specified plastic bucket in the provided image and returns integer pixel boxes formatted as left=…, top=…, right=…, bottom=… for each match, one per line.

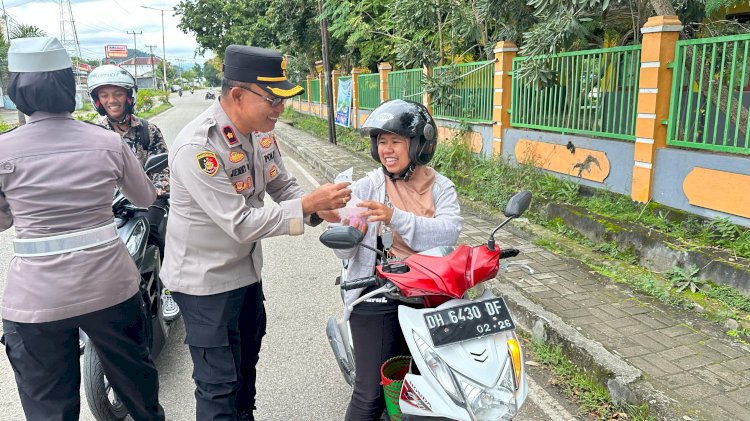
left=380, top=356, right=411, bottom=421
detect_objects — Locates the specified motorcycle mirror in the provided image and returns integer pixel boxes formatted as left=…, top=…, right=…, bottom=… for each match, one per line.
left=319, top=226, right=364, bottom=249
left=503, top=190, right=532, bottom=218
left=145, top=153, right=169, bottom=175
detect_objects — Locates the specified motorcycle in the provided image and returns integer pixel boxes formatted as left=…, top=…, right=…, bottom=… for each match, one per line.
left=81, top=153, right=177, bottom=421
left=178, top=89, right=183, bottom=97
left=320, top=191, right=534, bottom=421
left=205, top=90, right=216, bottom=100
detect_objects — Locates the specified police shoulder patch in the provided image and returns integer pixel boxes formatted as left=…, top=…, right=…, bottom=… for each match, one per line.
left=223, top=126, right=239, bottom=145
left=268, top=164, right=279, bottom=178
left=196, top=151, right=220, bottom=176
left=229, top=150, right=246, bottom=163
left=259, top=136, right=273, bottom=149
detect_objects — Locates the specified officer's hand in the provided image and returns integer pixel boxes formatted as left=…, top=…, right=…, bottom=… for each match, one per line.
left=317, top=210, right=340, bottom=223
left=301, top=182, right=351, bottom=216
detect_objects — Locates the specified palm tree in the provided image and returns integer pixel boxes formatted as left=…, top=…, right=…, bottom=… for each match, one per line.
left=9, top=24, right=46, bottom=40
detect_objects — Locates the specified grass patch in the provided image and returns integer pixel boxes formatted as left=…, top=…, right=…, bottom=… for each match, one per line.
left=281, top=108, right=369, bottom=152
left=137, top=103, right=173, bottom=120
left=524, top=337, right=654, bottom=420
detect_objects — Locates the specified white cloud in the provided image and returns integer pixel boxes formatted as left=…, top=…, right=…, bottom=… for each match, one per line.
left=5, top=0, right=211, bottom=65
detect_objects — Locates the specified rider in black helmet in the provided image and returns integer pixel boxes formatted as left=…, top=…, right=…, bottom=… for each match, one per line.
left=335, top=99, right=462, bottom=421
left=362, top=99, right=438, bottom=181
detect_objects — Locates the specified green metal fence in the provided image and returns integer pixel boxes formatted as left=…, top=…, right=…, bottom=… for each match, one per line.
left=668, top=33, right=750, bottom=155
left=300, top=83, right=309, bottom=101
left=358, top=73, right=380, bottom=110
left=310, top=79, right=320, bottom=103
left=511, top=46, right=641, bottom=141
left=388, top=69, right=423, bottom=101
left=432, top=61, right=494, bottom=123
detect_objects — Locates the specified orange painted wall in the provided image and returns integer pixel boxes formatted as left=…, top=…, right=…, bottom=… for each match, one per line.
left=514, top=139, right=611, bottom=183
left=683, top=168, right=750, bottom=218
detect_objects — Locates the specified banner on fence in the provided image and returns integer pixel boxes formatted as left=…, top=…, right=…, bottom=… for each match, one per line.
left=335, top=78, right=352, bottom=127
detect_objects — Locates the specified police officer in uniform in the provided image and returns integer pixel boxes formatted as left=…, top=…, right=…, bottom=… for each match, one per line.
left=0, top=37, right=165, bottom=421
left=162, top=45, right=351, bottom=421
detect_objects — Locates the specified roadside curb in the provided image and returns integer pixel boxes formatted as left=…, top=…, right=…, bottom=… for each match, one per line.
left=491, top=281, right=681, bottom=419
left=276, top=127, right=693, bottom=420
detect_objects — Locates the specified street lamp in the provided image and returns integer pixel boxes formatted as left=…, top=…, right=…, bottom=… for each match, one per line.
left=141, top=5, right=170, bottom=90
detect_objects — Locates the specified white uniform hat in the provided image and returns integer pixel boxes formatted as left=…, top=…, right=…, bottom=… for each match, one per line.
left=8, top=36, right=72, bottom=72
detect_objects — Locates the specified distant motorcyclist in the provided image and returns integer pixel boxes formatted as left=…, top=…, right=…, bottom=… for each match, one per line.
left=87, top=64, right=180, bottom=321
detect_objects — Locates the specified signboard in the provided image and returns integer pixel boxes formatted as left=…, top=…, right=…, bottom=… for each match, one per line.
left=105, top=44, right=128, bottom=59
left=335, top=78, right=352, bottom=127
left=77, top=63, right=93, bottom=72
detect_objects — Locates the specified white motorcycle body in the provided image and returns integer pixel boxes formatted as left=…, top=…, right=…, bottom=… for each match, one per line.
left=326, top=250, right=528, bottom=420
left=397, top=288, right=528, bottom=421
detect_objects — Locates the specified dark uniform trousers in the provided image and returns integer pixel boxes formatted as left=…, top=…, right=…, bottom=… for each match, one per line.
left=172, top=281, right=266, bottom=421
left=1, top=292, right=165, bottom=421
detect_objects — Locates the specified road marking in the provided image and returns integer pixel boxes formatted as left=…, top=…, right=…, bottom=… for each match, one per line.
left=527, top=375, right=578, bottom=420
left=286, top=156, right=322, bottom=188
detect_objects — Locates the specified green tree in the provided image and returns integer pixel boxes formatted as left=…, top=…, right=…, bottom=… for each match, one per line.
left=9, top=24, right=46, bottom=39
left=203, top=58, right=222, bottom=87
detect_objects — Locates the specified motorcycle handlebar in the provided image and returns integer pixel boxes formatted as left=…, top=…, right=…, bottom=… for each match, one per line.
left=341, top=275, right=380, bottom=291
left=500, top=248, right=520, bottom=259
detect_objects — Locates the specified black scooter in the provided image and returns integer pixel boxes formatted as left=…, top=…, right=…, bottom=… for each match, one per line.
left=81, top=153, right=177, bottom=421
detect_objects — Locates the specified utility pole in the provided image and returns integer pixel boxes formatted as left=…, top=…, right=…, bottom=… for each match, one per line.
left=146, top=44, right=157, bottom=88
left=126, top=30, right=142, bottom=86
left=318, top=0, right=336, bottom=144
left=141, top=6, right=169, bottom=91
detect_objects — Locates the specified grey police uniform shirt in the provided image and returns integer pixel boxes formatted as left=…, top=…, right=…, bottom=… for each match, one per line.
left=0, top=112, right=157, bottom=323
left=161, top=100, right=313, bottom=296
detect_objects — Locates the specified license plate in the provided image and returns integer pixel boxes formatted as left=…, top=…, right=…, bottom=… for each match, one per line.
left=423, top=298, right=516, bottom=347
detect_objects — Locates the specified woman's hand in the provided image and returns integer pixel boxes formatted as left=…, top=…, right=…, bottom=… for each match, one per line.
left=358, top=201, right=394, bottom=225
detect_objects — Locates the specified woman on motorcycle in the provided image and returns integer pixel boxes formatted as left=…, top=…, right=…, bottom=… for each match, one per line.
left=332, top=99, right=463, bottom=421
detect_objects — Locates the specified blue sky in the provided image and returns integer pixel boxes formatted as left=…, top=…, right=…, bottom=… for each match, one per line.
left=4, top=0, right=209, bottom=65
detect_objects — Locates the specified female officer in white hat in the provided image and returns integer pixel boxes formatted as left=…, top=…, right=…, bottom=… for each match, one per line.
left=0, top=36, right=165, bottom=420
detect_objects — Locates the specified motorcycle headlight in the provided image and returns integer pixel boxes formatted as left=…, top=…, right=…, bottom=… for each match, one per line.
left=460, top=364, right=517, bottom=421
left=412, top=331, right=463, bottom=405
left=125, top=219, right=147, bottom=256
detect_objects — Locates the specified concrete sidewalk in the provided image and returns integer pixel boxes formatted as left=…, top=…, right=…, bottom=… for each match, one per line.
left=274, top=122, right=750, bottom=421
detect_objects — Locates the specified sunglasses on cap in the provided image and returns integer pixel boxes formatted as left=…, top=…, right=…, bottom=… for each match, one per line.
left=236, top=85, right=286, bottom=107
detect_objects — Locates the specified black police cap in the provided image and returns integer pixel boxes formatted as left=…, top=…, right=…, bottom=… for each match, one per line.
left=222, top=45, right=304, bottom=99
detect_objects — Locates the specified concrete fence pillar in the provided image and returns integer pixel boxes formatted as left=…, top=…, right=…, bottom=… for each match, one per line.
left=492, top=41, right=518, bottom=156
left=631, top=15, right=683, bottom=202
left=423, top=65, right=433, bottom=114
left=378, top=62, right=392, bottom=103
left=351, top=68, right=361, bottom=129
left=318, top=71, right=325, bottom=118
left=305, top=75, right=312, bottom=115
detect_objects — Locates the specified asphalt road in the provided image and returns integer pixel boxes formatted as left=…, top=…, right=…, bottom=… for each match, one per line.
left=0, top=90, right=580, bottom=420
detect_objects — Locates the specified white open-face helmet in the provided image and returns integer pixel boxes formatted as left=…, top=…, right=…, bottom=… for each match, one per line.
left=87, top=64, right=137, bottom=116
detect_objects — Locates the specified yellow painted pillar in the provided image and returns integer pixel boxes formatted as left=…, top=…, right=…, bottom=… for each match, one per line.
left=351, top=68, right=361, bottom=129
left=631, top=15, right=683, bottom=202
left=318, top=71, right=325, bottom=118
left=492, top=41, right=518, bottom=157
left=423, top=65, right=433, bottom=114
left=378, top=62, right=392, bottom=103
left=306, top=75, right=312, bottom=115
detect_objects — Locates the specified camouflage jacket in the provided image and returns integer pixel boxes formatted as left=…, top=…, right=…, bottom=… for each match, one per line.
left=100, top=115, right=170, bottom=192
